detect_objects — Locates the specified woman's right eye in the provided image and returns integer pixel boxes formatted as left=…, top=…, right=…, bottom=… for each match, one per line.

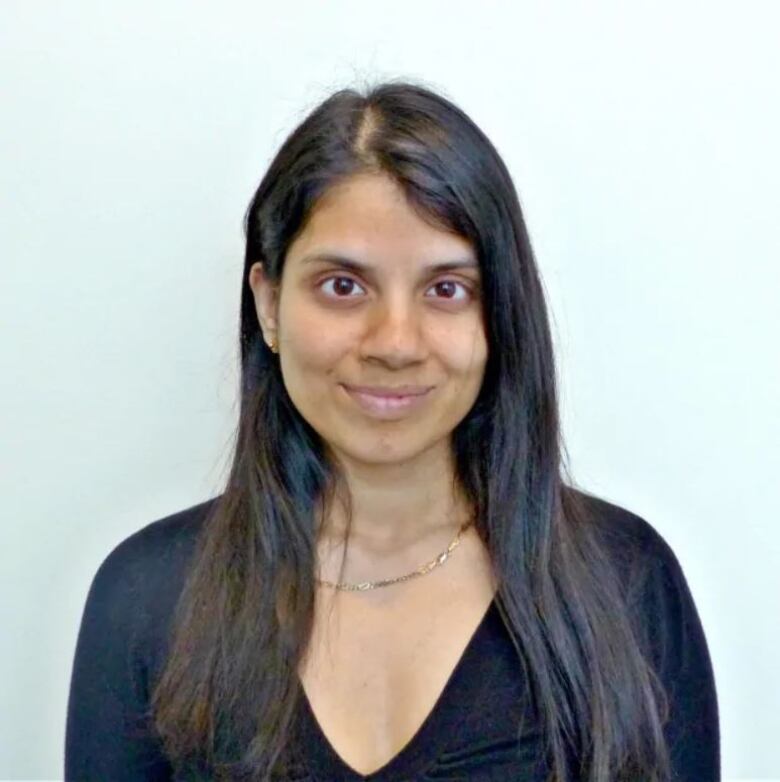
left=318, top=276, right=366, bottom=298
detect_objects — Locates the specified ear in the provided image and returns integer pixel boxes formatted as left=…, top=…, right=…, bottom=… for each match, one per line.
left=248, top=262, right=280, bottom=343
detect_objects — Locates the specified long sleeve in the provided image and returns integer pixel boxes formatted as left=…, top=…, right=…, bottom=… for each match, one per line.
left=65, top=533, right=174, bottom=781
left=632, top=529, right=721, bottom=782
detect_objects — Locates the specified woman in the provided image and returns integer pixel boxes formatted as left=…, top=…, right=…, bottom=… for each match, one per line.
left=65, top=81, right=720, bottom=781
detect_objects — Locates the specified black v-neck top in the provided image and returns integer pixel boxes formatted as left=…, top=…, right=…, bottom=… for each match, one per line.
left=65, top=493, right=720, bottom=781
left=294, top=596, right=548, bottom=782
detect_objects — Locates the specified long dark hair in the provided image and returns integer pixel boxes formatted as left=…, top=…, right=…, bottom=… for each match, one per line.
left=151, top=79, right=671, bottom=781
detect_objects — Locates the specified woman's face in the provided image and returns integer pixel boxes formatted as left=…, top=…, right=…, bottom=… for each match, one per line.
left=249, top=172, right=488, bottom=467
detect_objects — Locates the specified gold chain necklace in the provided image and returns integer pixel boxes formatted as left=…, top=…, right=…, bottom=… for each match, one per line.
left=315, top=517, right=474, bottom=591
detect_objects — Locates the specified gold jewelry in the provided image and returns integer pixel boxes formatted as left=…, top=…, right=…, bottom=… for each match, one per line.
left=316, top=517, right=474, bottom=591
left=268, top=336, right=278, bottom=353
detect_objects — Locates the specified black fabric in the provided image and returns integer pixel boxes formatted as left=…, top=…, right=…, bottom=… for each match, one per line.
left=65, top=494, right=720, bottom=781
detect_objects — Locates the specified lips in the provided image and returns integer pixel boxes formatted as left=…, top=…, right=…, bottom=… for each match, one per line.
left=340, top=383, right=433, bottom=418
left=342, top=384, right=432, bottom=397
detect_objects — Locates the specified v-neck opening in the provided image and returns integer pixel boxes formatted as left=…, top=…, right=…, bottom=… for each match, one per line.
left=298, top=595, right=500, bottom=781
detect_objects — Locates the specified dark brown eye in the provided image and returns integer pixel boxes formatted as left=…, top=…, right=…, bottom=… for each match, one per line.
left=319, top=276, right=366, bottom=297
left=427, top=280, right=470, bottom=301
left=317, top=276, right=471, bottom=302
left=434, top=281, right=457, bottom=298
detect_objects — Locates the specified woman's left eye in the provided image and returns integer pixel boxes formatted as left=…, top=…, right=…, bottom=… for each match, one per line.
left=427, top=280, right=471, bottom=300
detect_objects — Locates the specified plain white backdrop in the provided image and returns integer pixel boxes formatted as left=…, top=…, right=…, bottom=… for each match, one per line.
left=1, top=1, right=778, bottom=779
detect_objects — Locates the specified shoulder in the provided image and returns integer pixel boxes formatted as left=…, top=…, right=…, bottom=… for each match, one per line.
left=67, top=498, right=222, bottom=776
left=108, top=496, right=217, bottom=564
left=563, top=491, right=720, bottom=771
left=79, top=496, right=220, bottom=658
left=567, top=487, right=714, bottom=679
left=90, top=496, right=218, bottom=597
left=564, top=486, right=685, bottom=594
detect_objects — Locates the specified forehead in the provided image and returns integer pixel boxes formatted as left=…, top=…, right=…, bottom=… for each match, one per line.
left=288, top=173, right=475, bottom=264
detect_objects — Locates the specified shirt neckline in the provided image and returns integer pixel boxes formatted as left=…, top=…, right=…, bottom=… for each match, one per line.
left=297, top=596, right=500, bottom=781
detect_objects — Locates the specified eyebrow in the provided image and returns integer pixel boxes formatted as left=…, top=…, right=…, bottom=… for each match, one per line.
left=299, top=252, right=479, bottom=275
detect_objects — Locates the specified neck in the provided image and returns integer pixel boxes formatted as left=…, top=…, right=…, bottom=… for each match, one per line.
left=315, top=456, right=472, bottom=556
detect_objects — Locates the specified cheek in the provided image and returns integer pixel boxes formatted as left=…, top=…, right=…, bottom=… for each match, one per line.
left=431, top=324, right=488, bottom=374
left=281, top=307, right=352, bottom=380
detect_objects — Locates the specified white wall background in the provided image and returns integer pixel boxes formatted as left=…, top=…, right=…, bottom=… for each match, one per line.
left=1, top=1, right=777, bottom=779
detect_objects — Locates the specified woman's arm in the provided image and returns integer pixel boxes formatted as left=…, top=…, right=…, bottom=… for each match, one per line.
left=65, top=537, right=174, bottom=781
left=633, top=528, right=721, bottom=781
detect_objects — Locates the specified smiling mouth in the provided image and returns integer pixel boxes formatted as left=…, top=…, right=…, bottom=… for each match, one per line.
left=340, top=384, right=433, bottom=417
left=342, top=383, right=433, bottom=397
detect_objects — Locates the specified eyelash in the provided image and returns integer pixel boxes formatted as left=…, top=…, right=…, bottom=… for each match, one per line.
left=316, top=275, right=474, bottom=303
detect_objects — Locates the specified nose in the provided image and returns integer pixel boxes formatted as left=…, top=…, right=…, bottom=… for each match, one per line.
left=358, top=296, right=426, bottom=367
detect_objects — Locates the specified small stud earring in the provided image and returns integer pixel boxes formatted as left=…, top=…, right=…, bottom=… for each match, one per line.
left=268, top=336, right=278, bottom=354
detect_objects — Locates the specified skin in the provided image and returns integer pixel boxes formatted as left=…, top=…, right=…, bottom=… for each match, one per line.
left=248, top=171, right=489, bottom=577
